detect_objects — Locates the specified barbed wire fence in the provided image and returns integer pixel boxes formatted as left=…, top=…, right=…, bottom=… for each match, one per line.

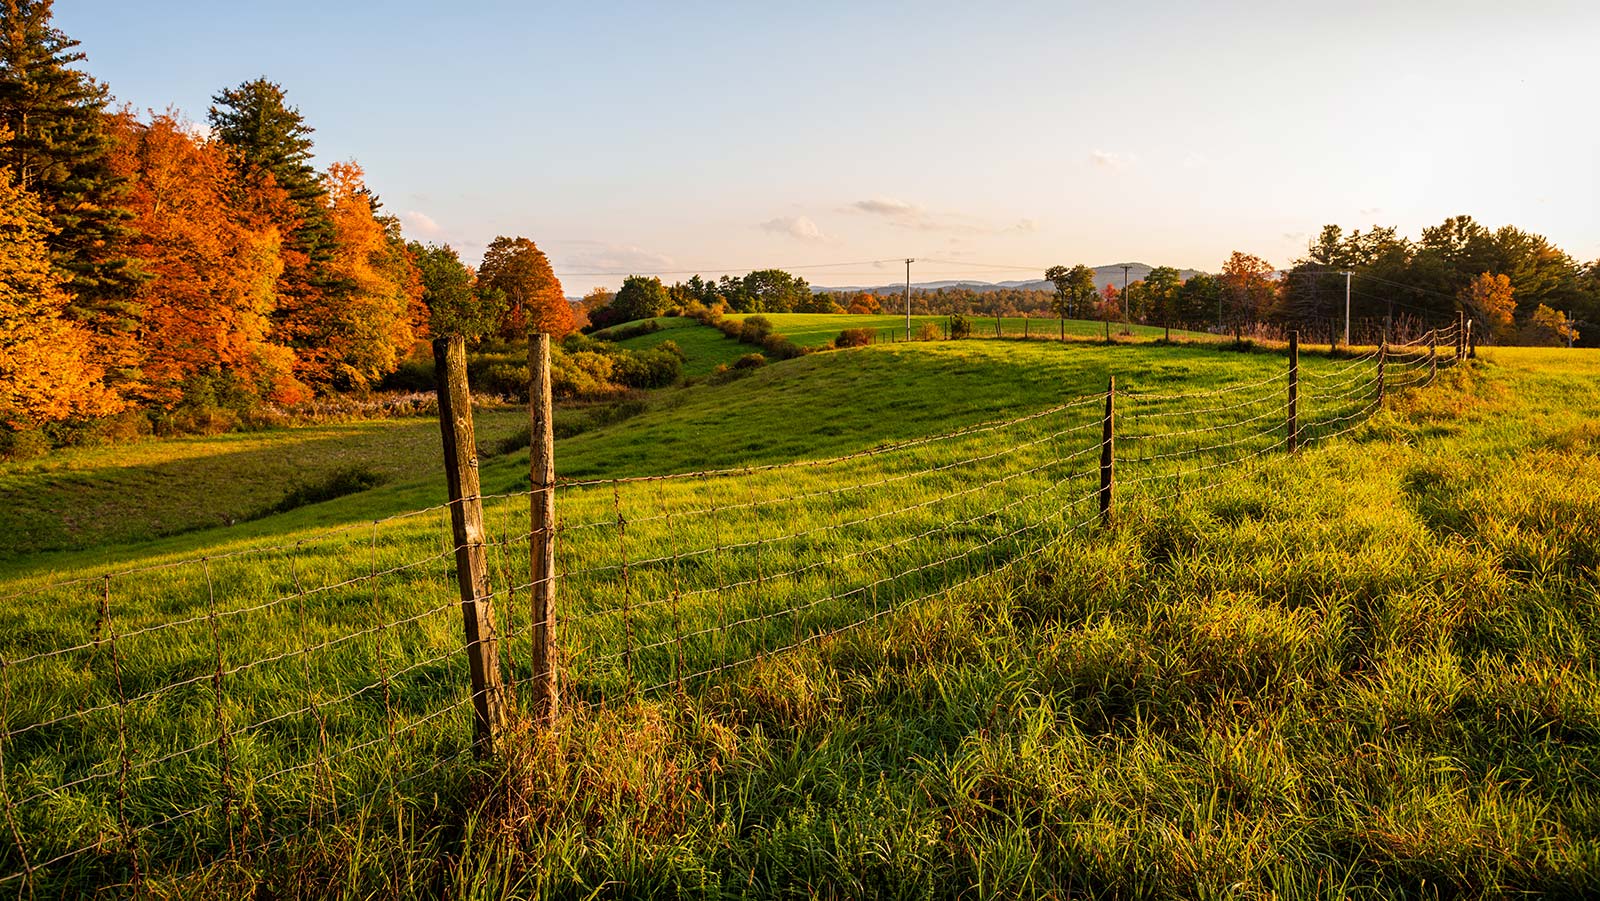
left=0, top=325, right=1465, bottom=892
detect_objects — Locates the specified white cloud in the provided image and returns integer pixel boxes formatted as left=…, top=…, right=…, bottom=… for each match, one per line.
left=758, top=214, right=829, bottom=243
left=400, top=210, right=444, bottom=238
left=852, top=197, right=919, bottom=217
left=553, top=241, right=677, bottom=275
left=1090, top=150, right=1129, bottom=170
left=1359, top=207, right=1383, bottom=217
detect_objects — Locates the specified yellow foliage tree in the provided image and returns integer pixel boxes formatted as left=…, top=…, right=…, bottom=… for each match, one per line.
left=0, top=166, right=122, bottom=427
left=1458, top=272, right=1516, bottom=343
left=318, top=161, right=421, bottom=389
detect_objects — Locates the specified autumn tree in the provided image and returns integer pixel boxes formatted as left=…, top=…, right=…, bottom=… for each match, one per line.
left=1458, top=272, right=1516, bottom=343
left=1519, top=304, right=1578, bottom=347
left=317, top=161, right=421, bottom=389
left=107, top=110, right=302, bottom=406
left=0, top=159, right=120, bottom=428
left=1219, top=251, right=1278, bottom=340
left=846, top=292, right=881, bottom=314
left=478, top=235, right=571, bottom=338
left=0, top=0, right=143, bottom=379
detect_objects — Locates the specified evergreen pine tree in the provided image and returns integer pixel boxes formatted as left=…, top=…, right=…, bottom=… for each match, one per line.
left=0, top=0, right=143, bottom=365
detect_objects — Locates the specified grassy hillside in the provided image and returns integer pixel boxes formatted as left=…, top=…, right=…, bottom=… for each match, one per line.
left=4, top=341, right=1597, bottom=897
left=601, top=313, right=1221, bottom=378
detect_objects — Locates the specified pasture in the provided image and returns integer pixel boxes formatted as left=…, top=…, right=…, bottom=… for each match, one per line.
left=2, top=335, right=1597, bottom=898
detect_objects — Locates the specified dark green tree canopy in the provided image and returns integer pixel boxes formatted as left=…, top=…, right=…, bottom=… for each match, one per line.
left=0, top=0, right=142, bottom=322
left=409, top=241, right=503, bottom=339
left=209, top=78, right=332, bottom=258
left=612, top=275, right=669, bottom=322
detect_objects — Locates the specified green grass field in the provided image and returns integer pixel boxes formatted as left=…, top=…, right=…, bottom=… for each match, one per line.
left=3, top=337, right=1598, bottom=898
left=602, top=312, right=1221, bottom=378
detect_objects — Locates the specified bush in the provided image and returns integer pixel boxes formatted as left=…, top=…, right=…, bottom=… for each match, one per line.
left=916, top=321, right=940, bottom=341
left=657, top=339, right=685, bottom=360
left=949, top=313, right=973, bottom=340
left=836, top=328, right=874, bottom=348
left=480, top=363, right=531, bottom=401
left=740, top=315, right=775, bottom=344
left=611, top=349, right=683, bottom=389
left=264, top=465, right=387, bottom=516
left=760, top=334, right=805, bottom=360
left=382, top=356, right=435, bottom=392
left=552, top=350, right=618, bottom=400
left=733, top=353, right=767, bottom=370
left=0, top=428, right=49, bottom=461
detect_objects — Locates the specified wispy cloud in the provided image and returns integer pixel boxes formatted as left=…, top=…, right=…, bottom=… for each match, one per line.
left=847, top=196, right=1036, bottom=236
left=1359, top=207, right=1383, bottom=217
left=758, top=214, right=829, bottom=243
left=1090, top=150, right=1130, bottom=170
left=552, top=240, right=677, bottom=275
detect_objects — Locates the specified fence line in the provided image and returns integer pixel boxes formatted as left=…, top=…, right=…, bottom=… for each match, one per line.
left=0, top=326, right=1464, bottom=890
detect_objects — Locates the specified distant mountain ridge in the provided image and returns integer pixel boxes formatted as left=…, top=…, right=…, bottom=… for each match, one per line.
left=814, top=263, right=1204, bottom=295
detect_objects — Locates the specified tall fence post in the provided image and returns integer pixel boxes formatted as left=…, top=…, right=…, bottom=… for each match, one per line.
left=1099, top=376, right=1114, bottom=526
left=1376, top=341, right=1386, bottom=405
left=1467, top=319, right=1476, bottom=359
left=1287, top=330, right=1299, bottom=453
left=1428, top=331, right=1437, bottom=383
left=433, top=335, right=507, bottom=756
left=1456, top=311, right=1465, bottom=361
left=528, top=333, right=558, bottom=728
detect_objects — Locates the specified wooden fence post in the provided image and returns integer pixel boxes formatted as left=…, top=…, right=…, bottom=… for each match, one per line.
left=433, top=335, right=507, bottom=756
left=1456, top=311, right=1465, bottom=361
left=1376, top=341, right=1386, bottom=405
left=1428, top=331, right=1437, bottom=383
left=528, top=333, right=558, bottom=727
left=1103, top=319, right=1110, bottom=343
left=1060, top=317, right=1065, bottom=342
left=1099, top=376, right=1114, bottom=527
left=1287, top=330, right=1299, bottom=453
left=1467, top=319, right=1476, bottom=359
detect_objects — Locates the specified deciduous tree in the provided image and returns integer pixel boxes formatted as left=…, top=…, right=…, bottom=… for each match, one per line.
left=1458, top=272, right=1516, bottom=343
left=478, top=235, right=571, bottom=338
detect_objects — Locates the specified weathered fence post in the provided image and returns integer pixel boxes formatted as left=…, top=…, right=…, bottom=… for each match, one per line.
left=1287, top=330, right=1299, bottom=453
left=1456, top=311, right=1465, bottom=361
left=1099, top=376, right=1115, bottom=527
left=1428, top=331, right=1437, bottom=383
left=528, top=333, right=558, bottom=728
left=1060, top=317, right=1065, bottom=342
left=996, top=314, right=1001, bottom=338
left=433, top=335, right=507, bottom=755
left=1467, top=319, right=1476, bottom=359
left=1024, top=317, right=1029, bottom=339
left=1376, top=341, right=1386, bottom=405
left=1103, top=319, right=1110, bottom=343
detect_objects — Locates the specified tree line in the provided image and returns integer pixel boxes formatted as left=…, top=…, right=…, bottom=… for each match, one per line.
left=0, top=0, right=571, bottom=449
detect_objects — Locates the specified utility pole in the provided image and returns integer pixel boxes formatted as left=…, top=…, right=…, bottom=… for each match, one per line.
left=904, top=258, right=915, bottom=336
left=1340, top=270, right=1353, bottom=347
left=1121, top=264, right=1132, bottom=323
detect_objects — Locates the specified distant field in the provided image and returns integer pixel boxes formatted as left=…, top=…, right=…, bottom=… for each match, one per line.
left=602, top=311, right=1221, bottom=378
left=4, top=340, right=1599, bottom=896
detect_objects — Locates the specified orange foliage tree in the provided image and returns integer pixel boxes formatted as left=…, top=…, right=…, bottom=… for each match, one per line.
left=0, top=163, right=121, bottom=427
left=1220, top=251, right=1279, bottom=339
left=478, top=235, right=570, bottom=338
left=317, top=161, right=421, bottom=389
left=108, top=111, right=303, bottom=406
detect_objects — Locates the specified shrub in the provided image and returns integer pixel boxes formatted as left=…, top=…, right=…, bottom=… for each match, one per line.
left=916, top=321, right=940, bottom=341
left=760, top=334, right=804, bottom=360
left=481, top=363, right=531, bottom=401
left=740, top=315, right=775, bottom=344
left=0, top=428, right=49, bottom=461
left=611, top=349, right=683, bottom=389
left=836, top=327, right=874, bottom=348
left=264, top=465, right=387, bottom=516
left=382, top=356, right=435, bottom=392
left=716, top=318, right=745, bottom=340
left=949, top=313, right=973, bottom=339
left=552, top=350, right=618, bottom=399
left=657, top=339, right=686, bottom=360
left=733, top=353, right=767, bottom=370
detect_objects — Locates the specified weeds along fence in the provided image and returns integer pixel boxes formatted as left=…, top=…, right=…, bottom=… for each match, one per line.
left=0, top=326, right=1464, bottom=890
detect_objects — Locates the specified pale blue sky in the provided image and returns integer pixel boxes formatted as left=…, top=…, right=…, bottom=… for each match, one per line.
left=64, top=0, right=1600, bottom=291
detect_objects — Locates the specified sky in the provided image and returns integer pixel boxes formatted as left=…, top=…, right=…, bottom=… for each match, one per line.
left=62, top=0, right=1600, bottom=293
